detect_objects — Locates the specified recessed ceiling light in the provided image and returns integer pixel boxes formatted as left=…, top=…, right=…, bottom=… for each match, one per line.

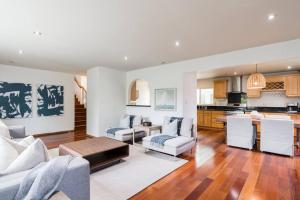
left=234, top=72, right=237, bottom=75
left=33, top=31, right=42, bottom=36
left=175, top=41, right=180, bottom=47
left=268, top=13, right=275, bottom=21
left=287, top=65, right=292, bottom=70
left=124, top=56, right=128, bottom=61
left=18, top=50, right=23, bottom=55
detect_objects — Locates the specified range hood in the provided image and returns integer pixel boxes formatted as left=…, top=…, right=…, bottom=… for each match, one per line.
left=228, top=76, right=246, bottom=105
left=231, top=76, right=242, bottom=93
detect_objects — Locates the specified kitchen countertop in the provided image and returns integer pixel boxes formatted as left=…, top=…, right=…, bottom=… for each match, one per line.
left=197, top=105, right=300, bottom=114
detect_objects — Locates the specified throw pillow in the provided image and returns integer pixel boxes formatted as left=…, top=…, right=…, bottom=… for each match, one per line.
left=0, top=120, right=11, bottom=138
left=119, top=115, right=130, bottom=128
left=180, top=118, right=193, bottom=137
left=1, top=139, right=49, bottom=175
left=162, top=120, right=178, bottom=136
left=163, top=117, right=171, bottom=125
left=2, top=136, right=35, bottom=154
left=0, top=136, right=19, bottom=172
left=132, top=115, right=142, bottom=127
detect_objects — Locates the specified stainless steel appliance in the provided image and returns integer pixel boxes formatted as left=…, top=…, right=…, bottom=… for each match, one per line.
left=287, top=103, right=299, bottom=113
left=227, top=76, right=247, bottom=106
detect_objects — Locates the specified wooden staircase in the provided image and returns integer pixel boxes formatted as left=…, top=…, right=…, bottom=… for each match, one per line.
left=75, top=96, right=86, bottom=131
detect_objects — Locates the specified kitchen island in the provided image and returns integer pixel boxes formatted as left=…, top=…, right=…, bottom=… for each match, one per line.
left=197, top=105, right=300, bottom=130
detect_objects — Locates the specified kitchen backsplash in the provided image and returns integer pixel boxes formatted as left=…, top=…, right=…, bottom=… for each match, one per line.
left=247, top=91, right=299, bottom=107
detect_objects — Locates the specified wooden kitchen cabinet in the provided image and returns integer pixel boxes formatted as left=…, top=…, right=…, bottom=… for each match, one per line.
left=211, top=111, right=225, bottom=128
left=213, top=80, right=227, bottom=99
left=198, top=110, right=224, bottom=129
left=197, top=110, right=204, bottom=127
left=203, top=111, right=212, bottom=127
left=285, top=75, right=300, bottom=97
left=247, top=89, right=261, bottom=98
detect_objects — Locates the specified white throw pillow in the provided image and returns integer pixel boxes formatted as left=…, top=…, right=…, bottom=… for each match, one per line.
left=162, top=120, right=178, bottom=136
left=132, top=115, right=142, bottom=127
left=163, top=117, right=171, bottom=125
left=180, top=118, right=193, bottom=137
left=0, top=136, right=19, bottom=172
left=1, top=139, right=49, bottom=175
left=2, top=136, right=35, bottom=153
left=0, top=120, right=10, bottom=138
left=119, top=115, right=130, bottom=128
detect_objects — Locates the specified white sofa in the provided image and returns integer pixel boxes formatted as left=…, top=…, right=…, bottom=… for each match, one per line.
left=0, top=119, right=90, bottom=200
left=143, top=117, right=195, bottom=157
left=106, top=115, right=146, bottom=142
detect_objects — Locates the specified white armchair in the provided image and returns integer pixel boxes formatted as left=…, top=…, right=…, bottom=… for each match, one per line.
left=227, top=116, right=255, bottom=150
left=143, top=117, right=195, bottom=157
left=260, top=118, right=294, bottom=156
left=106, top=115, right=145, bottom=142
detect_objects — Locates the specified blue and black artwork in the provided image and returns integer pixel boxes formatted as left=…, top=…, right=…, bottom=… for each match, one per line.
left=37, top=84, right=64, bottom=116
left=0, top=82, right=32, bottom=119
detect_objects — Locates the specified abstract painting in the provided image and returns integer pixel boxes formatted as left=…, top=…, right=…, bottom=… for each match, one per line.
left=37, top=84, right=64, bottom=116
left=155, top=88, right=177, bottom=111
left=0, top=82, right=32, bottom=119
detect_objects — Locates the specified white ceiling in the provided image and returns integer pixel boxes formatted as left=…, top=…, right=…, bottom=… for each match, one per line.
left=1, top=0, right=300, bottom=74
left=197, top=58, right=300, bottom=79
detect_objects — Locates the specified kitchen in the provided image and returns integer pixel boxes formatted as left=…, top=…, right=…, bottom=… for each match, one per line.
left=197, top=60, right=300, bottom=155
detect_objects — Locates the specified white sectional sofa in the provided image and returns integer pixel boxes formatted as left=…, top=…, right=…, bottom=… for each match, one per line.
left=143, top=117, right=196, bottom=157
left=0, top=119, right=90, bottom=200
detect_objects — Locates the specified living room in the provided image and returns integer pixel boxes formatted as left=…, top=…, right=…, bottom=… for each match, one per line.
left=1, top=1, right=300, bottom=200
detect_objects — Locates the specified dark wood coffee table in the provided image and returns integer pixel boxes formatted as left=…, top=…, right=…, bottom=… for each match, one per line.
left=59, top=137, right=129, bottom=172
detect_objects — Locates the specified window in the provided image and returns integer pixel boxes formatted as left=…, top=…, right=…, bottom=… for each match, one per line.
left=197, top=88, right=214, bottom=105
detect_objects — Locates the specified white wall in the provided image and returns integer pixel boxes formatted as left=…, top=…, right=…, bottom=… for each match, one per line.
left=126, top=39, right=300, bottom=123
left=136, top=80, right=150, bottom=105
left=87, top=67, right=126, bottom=137
left=0, top=64, right=74, bottom=135
left=183, top=72, right=197, bottom=132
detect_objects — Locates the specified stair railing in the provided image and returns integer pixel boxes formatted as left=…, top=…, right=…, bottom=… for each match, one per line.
left=74, top=78, right=87, bottom=108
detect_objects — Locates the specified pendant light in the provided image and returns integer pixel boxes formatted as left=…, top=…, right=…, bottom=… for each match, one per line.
left=247, top=64, right=266, bottom=89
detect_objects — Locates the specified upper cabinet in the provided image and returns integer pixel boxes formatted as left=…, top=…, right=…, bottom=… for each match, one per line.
left=262, top=76, right=285, bottom=91
left=213, top=80, right=227, bottom=99
left=246, top=74, right=300, bottom=98
left=247, top=89, right=261, bottom=98
left=285, top=75, right=300, bottom=97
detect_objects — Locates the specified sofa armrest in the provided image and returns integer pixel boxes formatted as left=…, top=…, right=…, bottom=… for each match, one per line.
left=58, top=157, right=90, bottom=200
left=8, top=125, right=26, bottom=139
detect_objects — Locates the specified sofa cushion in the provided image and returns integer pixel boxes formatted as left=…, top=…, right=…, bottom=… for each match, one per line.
left=170, top=117, right=184, bottom=135
left=0, top=120, right=10, bottom=138
left=180, top=118, right=193, bottom=137
left=132, top=115, right=142, bottom=127
left=1, top=139, right=49, bottom=176
left=0, top=136, right=19, bottom=172
left=164, top=136, right=194, bottom=148
left=162, top=120, right=178, bottom=136
left=144, top=135, right=194, bottom=148
left=119, top=116, right=130, bottom=128
left=115, top=128, right=134, bottom=136
left=2, top=136, right=35, bottom=154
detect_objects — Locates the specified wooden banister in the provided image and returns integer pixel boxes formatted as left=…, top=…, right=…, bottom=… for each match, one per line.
left=74, top=78, right=87, bottom=94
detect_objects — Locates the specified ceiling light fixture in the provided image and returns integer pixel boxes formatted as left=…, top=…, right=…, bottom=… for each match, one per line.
left=287, top=65, right=292, bottom=70
left=175, top=41, right=180, bottom=47
left=18, top=50, right=23, bottom=55
left=247, top=64, right=266, bottom=89
left=124, top=56, right=128, bottom=61
left=268, top=13, right=275, bottom=21
left=33, top=31, right=42, bottom=36
left=234, top=72, right=238, bottom=75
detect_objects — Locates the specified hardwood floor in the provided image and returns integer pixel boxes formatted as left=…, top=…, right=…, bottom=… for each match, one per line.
left=37, top=129, right=300, bottom=200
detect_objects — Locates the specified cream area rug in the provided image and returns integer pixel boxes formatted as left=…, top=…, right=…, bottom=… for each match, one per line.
left=49, top=145, right=187, bottom=200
